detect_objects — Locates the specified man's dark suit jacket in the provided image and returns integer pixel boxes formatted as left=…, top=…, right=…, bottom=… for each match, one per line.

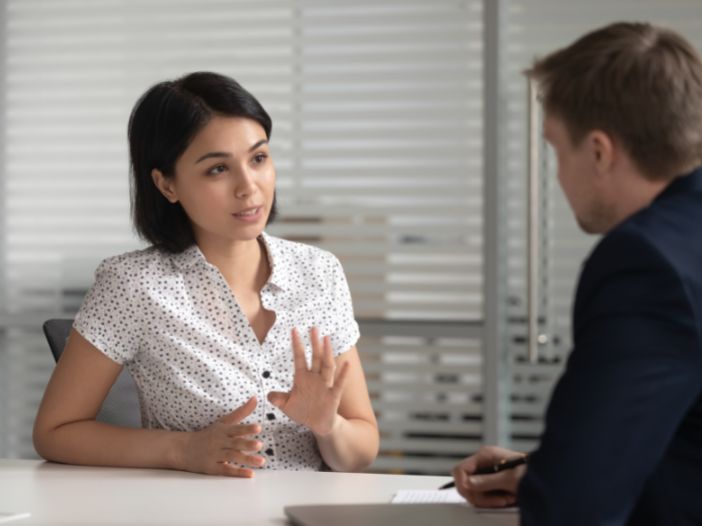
left=518, top=167, right=702, bottom=525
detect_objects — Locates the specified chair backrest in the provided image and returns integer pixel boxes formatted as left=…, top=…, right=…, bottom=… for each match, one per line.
left=42, top=319, right=74, bottom=362
left=42, top=318, right=142, bottom=428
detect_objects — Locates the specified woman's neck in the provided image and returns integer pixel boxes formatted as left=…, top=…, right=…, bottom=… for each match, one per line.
left=196, top=235, right=269, bottom=293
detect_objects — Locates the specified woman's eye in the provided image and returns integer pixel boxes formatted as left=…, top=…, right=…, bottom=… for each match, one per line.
left=252, top=153, right=268, bottom=165
left=207, top=164, right=227, bottom=176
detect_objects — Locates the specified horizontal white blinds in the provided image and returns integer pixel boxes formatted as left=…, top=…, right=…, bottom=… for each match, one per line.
left=0, top=0, right=484, bottom=473
left=276, top=1, right=484, bottom=322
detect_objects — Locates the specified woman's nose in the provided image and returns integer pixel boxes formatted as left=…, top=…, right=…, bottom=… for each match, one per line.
left=233, top=167, right=256, bottom=199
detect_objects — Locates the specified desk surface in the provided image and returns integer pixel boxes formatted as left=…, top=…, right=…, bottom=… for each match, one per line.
left=0, top=459, right=517, bottom=525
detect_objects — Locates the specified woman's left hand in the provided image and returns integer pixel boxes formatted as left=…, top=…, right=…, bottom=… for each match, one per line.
left=267, top=327, right=350, bottom=436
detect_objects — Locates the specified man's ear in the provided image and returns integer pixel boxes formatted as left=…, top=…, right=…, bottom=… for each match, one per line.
left=587, top=130, right=615, bottom=177
left=151, top=169, right=178, bottom=203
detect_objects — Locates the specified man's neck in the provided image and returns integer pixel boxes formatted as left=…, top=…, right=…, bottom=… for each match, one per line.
left=606, top=169, right=672, bottom=231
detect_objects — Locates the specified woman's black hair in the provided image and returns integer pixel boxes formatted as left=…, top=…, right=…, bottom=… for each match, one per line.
left=128, top=71, right=277, bottom=253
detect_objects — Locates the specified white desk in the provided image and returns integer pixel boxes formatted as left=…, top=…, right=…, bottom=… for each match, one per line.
left=0, top=459, right=518, bottom=525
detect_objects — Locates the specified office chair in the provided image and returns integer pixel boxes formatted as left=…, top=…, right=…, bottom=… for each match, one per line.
left=42, top=319, right=142, bottom=428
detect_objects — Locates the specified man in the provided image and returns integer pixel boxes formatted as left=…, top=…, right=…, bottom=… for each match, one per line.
left=453, top=22, right=702, bottom=525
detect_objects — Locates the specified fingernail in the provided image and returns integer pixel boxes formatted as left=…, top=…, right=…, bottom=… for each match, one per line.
left=468, top=476, right=479, bottom=486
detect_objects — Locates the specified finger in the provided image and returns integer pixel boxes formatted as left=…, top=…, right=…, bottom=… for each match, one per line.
left=218, top=462, right=255, bottom=478
left=477, top=445, right=523, bottom=467
left=460, top=446, right=517, bottom=478
left=222, top=450, right=267, bottom=468
left=241, top=454, right=266, bottom=468
left=454, top=481, right=471, bottom=503
left=225, top=423, right=262, bottom=437
left=452, top=461, right=473, bottom=496
left=465, top=471, right=518, bottom=494
left=466, top=490, right=516, bottom=508
left=320, top=336, right=335, bottom=386
left=310, top=327, right=322, bottom=373
left=218, top=396, right=257, bottom=425
left=226, top=437, right=263, bottom=452
left=267, top=390, right=290, bottom=410
left=330, top=361, right=350, bottom=398
left=291, top=328, right=308, bottom=374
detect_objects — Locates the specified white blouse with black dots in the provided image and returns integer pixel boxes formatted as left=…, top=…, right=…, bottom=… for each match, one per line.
left=73, top=231, right=360, bottom=471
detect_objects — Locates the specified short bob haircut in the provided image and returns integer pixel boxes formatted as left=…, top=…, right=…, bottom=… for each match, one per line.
left=129, top=71, right=276, bottom=253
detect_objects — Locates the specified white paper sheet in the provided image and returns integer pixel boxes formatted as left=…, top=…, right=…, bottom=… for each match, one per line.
left=392, top=490, right=519, bottom=514
left=392, top=488, right=466, bottom=504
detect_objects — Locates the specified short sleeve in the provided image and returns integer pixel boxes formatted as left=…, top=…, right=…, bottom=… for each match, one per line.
left=73, top=259, right=142, bottom=364
left=322, top=254, right=360, bottom=357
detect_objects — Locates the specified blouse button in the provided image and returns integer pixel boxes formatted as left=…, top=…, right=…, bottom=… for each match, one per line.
left=265, top=448, right=274, bottom=456
left=266, top=413, right=276, bottom=421
left=262, top=371, right=271, bottom=379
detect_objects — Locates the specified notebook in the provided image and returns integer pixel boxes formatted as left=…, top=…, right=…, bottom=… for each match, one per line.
left=284, top=503, right=499, bottom=526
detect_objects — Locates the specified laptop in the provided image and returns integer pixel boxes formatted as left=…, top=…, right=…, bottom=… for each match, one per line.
left=284, top=503, right=502, bottom=526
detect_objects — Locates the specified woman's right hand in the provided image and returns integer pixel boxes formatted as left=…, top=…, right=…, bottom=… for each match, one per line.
left=177, top=396, right=266, bottom=477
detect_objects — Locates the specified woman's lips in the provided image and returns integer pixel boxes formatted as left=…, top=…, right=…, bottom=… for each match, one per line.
left=232, top=206, right=263, bottom=222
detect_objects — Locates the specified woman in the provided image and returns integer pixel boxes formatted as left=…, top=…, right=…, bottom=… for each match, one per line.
left=33, top=72, right=379, bottom=476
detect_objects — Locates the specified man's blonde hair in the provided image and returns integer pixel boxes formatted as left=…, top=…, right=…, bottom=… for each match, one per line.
left=527, top=22, right=702, bottom=179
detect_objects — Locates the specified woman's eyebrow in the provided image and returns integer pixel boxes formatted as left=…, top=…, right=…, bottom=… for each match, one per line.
left=195, top=151, right=231, bottom=164
left=248, top=139, right=268, bottom=152
left=194, top=139, right=268, bottom=164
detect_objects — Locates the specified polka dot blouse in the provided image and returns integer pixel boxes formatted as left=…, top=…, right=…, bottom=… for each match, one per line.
left=73, top=232, right=360, bottom=471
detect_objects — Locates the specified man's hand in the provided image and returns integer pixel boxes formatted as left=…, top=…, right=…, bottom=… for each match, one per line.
left=452, top=445, right=527, bottom=507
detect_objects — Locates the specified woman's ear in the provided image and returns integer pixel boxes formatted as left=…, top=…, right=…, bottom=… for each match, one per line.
left=151, top=169, right=179, bottom=203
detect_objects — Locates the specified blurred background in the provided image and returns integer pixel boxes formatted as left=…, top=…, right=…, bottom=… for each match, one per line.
left=0, top=0, right=700, bottom=474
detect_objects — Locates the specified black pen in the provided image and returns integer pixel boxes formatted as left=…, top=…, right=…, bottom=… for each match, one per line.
left=438, top=454, right=528, bottom=490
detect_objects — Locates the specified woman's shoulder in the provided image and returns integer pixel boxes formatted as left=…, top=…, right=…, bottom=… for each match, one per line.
left=95, top=245, right=178, bottom=278
left=262, top=233, right=347, bottom=293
